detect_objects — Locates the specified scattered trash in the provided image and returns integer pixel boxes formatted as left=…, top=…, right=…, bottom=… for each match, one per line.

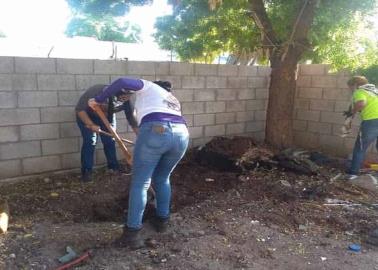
left=50, top=192, right=59, bottom=197
left=205, top=178, right=215, bottom=182
left=55, top=250, right=91, bottom=270
left=320, top=257, right=327, bottom=261
left=348, top=244, right=361, bottom=252
left=330, top=173, right=342, bottom=182
left=0, top=199, right=9, bottom=234
left=44, top=177, right=51, bottom=183
left=9, top=253, right=16, bottom=259
left=58, top=246, right=78, bottom=264
left=250, top=220, right=260, bottom=225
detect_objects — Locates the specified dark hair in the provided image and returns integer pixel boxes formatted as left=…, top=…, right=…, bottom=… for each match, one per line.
left=115, top=89, right=133, bottom=98
left=153, top=80, right=172, bottom=92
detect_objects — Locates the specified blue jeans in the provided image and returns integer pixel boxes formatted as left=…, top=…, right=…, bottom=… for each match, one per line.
left=127, top=121, right=189, bottom=229
left=76, top=113, right=119, bottom=174
left=349, top=119, right=378, bottom=175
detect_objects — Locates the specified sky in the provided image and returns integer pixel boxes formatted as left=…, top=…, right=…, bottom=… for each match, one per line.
left=0, top=0, right=172, bottom=59
left=0, top=1, right=377, bottom=60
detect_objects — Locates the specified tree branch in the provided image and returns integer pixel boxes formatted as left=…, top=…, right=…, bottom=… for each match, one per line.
left=290, top=0, right=319, bottom=43
left=249, top=0, right=279, bottom=47
left=284, top=0, right=320, bottom=62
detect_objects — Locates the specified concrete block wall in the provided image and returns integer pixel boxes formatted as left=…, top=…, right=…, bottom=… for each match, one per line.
left=0, top=57, right=269, bottom=180
left=293, top=64, right=361, bottom=157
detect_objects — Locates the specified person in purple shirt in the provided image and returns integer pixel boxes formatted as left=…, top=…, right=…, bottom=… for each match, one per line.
left=88, top=78, right=189, bottom=249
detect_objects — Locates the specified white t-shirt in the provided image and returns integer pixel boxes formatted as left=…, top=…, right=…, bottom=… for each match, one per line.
left=133, top=80, right=182, bottom=124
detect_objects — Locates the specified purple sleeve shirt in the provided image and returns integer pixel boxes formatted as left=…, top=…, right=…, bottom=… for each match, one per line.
left=94, top=78, right=144, bottom=103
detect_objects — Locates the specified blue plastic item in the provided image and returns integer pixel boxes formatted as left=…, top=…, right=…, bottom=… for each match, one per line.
left=348, top=244, right=361, bottom=252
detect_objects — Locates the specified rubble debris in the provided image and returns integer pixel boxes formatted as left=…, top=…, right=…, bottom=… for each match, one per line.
left=194, top=136, right=328, bottom=175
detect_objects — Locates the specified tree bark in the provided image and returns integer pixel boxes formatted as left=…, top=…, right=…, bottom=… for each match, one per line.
left=265, top=57, right=297, bottom=148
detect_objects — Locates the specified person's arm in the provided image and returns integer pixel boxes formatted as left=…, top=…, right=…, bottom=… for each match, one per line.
left=77, top=111, right=100, bottom=132
left=351, top=89, right=367, bottom=116
left=352, top=100, right=366, bottom=115
left=94, top=78, right=144, bottom=103
left=123, top=101, right=138, bottom=130
left=114, top=101, right=139, bottom=134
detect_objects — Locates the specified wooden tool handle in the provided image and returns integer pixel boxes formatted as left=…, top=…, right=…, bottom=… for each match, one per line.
left=93, top=106, right=133, bottom=165
left=98, top=130, right=135, bottom=145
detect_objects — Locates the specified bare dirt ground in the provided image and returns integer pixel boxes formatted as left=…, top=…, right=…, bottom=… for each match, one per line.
left=1, top=136, right=378, bottom=270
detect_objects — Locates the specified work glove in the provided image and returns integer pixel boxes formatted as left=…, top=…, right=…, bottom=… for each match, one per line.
left=343, top=110, right=353, bottom=118
left=340, top=117, right=352, bottom=137
left=343, top=105, right=353, bottom=118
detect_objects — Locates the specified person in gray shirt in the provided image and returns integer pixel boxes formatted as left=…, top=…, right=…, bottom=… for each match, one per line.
left=76, top=84, right=138, bottom=182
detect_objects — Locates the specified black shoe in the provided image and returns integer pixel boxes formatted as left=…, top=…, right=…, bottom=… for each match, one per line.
left=81, top=171, right=93, bottom=183
left=151, top=216, right=169, bottom=233
left=113, top=228, right=145, bottom=249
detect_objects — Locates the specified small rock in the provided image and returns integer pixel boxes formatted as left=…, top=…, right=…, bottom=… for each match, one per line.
left=145, top=238, right=158, bottom=248
left=299, top=225, right=307, bottom=231
left=369, top=228, right=378, bottom=238
left=170, top=246, right=182, bottom=253
left=238, top=175, right=250, bottom=182
left=197, top=230, right=206, bottom=236
left=366, top=235, right=378, bottom=246
left=43, top=177, right=51, bottom=183
left=9, top=254, right=16, bottom=259
left=181, top=230, right=190, bottom=237
left=280, top=180, right=291, bottom=188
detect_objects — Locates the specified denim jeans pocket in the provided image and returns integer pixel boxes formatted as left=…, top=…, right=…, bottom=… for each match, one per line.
left=145, top=125, right=169, bottom=149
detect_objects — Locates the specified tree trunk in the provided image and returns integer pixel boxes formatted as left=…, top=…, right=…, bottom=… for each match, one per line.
left=249, top=0, right=319, bottom=148
left=265, top=56, right=298, bottom=148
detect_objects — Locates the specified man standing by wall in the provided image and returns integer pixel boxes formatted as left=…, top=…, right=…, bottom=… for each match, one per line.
left=345, top=76, right=378, bottom=179
left=76, top=84, right=138, bottom=182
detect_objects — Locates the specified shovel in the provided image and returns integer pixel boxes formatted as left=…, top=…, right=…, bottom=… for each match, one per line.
left=92, top=105, right=133, bottom=165
left=93, top=106, right=156, bottom=202
left=98, top=129, right=135, bottom=145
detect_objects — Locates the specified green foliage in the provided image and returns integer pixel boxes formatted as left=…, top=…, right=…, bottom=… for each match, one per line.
left=65, top=0, right=149, bottom=42
left=67, top=0, right=151, bottom=18
left=65, top=16, right=141, bottom=42
left=154, top=0, right=378, bottom=67
left=357, top=65, right=378, bottom=85
left=154, top=0, right=260, bottom=63
left=309, top=16, right=378, bottom=71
